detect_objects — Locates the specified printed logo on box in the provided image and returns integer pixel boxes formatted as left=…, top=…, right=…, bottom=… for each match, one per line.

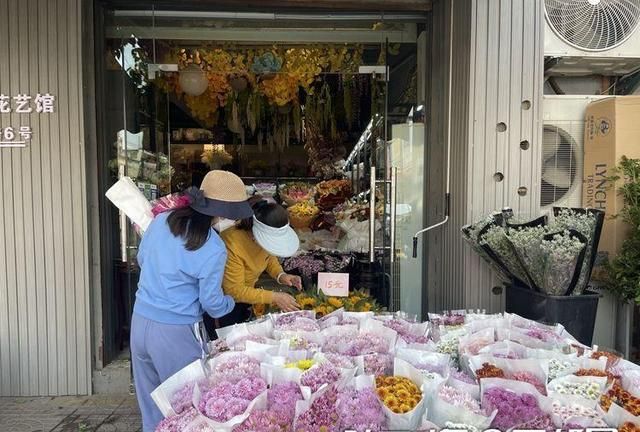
left=597, top=117, right=611, bottom=136
left=317, top=272, right=349, bottom=297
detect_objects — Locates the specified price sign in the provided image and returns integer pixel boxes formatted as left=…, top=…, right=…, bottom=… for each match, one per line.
left=317, top=272, right=349, bottom=297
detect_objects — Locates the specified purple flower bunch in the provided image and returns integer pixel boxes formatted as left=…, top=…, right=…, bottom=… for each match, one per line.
left=170, top=382, right=195, bottom=415
left=155, top=407, right=199, bottom=432
left=363, top=353, right=393, bottom=376
left=322, top=353, right=356, bottom=369
left=435, top=314, right=465, bottom=326
left=324, top=254, right=351, bottom=272
left=294, top=387, right=340, bottom=432
left=283, top=255, right=325, bottom=278
left=514, top=414, right=556, bottom=432
left=438, top=385, right=484, bottom=415
left=341, top=316, right=359, bottom=326
left=268, top=382, right=304, bottom=422
left=336, top=387, right=386, bottom=432
left=198, top=376, right=267, bottom=422
left=301, top=363, right=341, bottom=392
left=323, top=332, right=358, bottom=354
left=213, top=354, right=261, bottom=384
left=511, top=371, right=547, bottom=395
left=450, top=369, right=477, bottom=384
left=233, top=382, right=304, bottom=432
left=382, top=319, right=429, bottom=344
left=274, top=311, right=315, bottom=328
left=332, top=332, right=388, bottom=356
left=232, top=410, right=288, bottom=432
left=414, top=362, right=447, bottom=377
left=483, top=387, right=545, bottom=431
left=230, top=335, right=269, bottom=350
left=278, top=317, right=320, bottom=332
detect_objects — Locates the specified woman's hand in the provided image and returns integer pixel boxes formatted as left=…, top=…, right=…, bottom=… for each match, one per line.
left=279, top=273, right=303, bottom=291
left=273, top=292, right=300, bottom=312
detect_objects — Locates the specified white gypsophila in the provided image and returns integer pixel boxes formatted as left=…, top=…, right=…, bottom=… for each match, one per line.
left=468, top=215, right=496, bottom=241
left=551, top=209, right=597, bottom=295
left=481, top=226, right=529, bottom=284
left=539, top=231, right=585, bottom=296
left=462, top=217, right=514, bottom=282
left=507, top=226, right=548, bottom=289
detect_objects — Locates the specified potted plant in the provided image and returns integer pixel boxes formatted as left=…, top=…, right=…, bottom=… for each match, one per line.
left=605, top=156, right=640, bottom=358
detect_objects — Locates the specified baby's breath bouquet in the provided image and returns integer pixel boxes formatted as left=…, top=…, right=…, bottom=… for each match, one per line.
left=508, top=228, right=587, bottom=295
left=551, top=208, right=604, bottom=294
left=463, top=209, right=598, bottom=296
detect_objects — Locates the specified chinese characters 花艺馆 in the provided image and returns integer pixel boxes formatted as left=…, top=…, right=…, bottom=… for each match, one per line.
left=0, top=93, right=55, bottom=148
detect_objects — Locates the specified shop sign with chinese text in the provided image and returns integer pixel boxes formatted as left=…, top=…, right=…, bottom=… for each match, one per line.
left=0, top=93, right=55, bottom=148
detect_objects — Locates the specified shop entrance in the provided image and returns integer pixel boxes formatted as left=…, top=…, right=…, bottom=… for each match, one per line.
left=95, top=5, right=429, bottom=372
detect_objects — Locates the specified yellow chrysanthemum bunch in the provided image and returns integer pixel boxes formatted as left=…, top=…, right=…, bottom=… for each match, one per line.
left=285, top=359, right=315, bottom=371
left=375, top=376, right=422, bottom=414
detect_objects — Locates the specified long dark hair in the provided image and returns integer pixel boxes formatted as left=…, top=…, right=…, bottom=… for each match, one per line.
left=167, top=207, right=213, bottom=251
left=239, top=198, right=289, bottom=231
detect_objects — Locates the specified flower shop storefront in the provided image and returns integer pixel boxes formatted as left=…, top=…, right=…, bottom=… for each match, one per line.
left=95, top=3, right=430, bottom=365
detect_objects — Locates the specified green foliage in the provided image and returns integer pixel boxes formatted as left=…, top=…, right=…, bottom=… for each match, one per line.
left=606, top=156, right=640, bottom=303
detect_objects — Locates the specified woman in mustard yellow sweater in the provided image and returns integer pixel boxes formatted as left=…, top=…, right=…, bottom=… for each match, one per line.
left=205, top=200, right=302, bottom=330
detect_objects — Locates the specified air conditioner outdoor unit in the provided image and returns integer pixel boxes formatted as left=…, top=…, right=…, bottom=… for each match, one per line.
left=544, top=0, right=640, bottom=76
left=540, top=95, right=607, bottom=212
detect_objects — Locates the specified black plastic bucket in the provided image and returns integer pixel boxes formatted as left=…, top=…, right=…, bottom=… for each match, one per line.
left=505, top=284, right=601, bottom=346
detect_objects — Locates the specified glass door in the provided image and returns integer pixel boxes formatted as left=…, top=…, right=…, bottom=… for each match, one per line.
left=387, top=107, right=426, bottom=318
left=98, top=6, right=174, bottom=373
left=369, top=39, right=426, bottom=318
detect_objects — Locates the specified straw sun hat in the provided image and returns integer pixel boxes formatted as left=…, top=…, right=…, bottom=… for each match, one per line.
left=186, top=170, right=253, bottom=220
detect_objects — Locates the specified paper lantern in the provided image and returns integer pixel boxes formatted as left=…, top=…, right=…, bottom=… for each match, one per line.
left=179, top=64, right=208, bottom=96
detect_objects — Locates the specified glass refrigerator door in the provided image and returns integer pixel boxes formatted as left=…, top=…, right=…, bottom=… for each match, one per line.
left=389, top=116, right=425, bottom=318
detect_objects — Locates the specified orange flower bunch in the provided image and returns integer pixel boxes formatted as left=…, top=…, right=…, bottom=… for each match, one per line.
left=620, top=422, right=640, bottom=432
left=475, top=363, right=506, bottom=379
left=600, top=384, right=640, bottom=416
left=375, top=376, right=422, bottom=414
left=575, top=368, right=618, bottom=385
left=591, top=350, right=621, bottom=369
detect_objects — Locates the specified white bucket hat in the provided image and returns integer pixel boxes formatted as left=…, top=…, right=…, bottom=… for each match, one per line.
left=252, top=216, right=300, bottom=258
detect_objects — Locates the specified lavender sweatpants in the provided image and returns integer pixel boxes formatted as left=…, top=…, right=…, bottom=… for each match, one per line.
left=131, top=313, right=204, bottom=432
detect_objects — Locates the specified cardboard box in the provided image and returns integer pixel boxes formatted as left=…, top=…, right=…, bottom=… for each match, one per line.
left=582, top=96, right=640, bottom=277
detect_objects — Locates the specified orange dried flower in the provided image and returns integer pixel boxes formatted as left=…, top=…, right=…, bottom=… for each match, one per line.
left=476, top=362, right=506, bottom=379
left=591, top=350, right=621, bottom=369
left=619, top=422, right=640, bottom=432
left=575, top=368, right=618, bottom=385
